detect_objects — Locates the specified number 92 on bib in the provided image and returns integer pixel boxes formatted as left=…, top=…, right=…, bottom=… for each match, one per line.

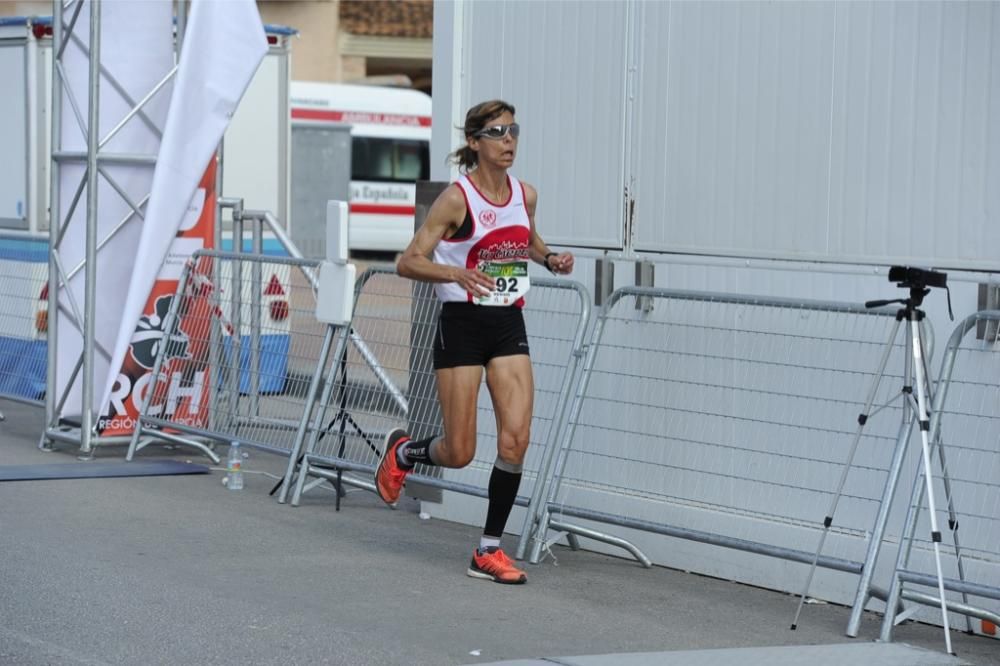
left=474, top=260, right=530, bottom=306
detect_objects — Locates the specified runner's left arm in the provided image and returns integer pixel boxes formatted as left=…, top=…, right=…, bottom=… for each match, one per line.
left=523, top=182, right=574, bottom=275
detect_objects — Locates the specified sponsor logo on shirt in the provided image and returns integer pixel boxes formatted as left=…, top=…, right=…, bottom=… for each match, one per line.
left=475, top=238, right=529, bottom=263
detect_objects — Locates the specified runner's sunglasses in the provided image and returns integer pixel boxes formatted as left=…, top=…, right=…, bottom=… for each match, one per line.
left=475, top=123, right=520, bottom=140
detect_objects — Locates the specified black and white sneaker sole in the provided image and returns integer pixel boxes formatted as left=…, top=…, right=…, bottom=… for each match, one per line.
left=466, top=564, right=527, bottom=585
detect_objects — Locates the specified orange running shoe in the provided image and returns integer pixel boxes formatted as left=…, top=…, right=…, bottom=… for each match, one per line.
left=375, top=428, right=411, bottom=507
left=467, top=547, right=527, bottom=584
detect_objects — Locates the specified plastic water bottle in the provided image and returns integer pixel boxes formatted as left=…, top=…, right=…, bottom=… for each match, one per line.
left=226, top=441, right=244, bottom=490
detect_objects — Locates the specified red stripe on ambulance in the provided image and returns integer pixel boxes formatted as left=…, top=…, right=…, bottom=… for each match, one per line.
left=291, top=108, right=431, bottom=127
left=349, top=203, right=415, bottom=216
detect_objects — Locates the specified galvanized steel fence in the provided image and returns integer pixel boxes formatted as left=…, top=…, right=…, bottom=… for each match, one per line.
left=527, top=287, right=913, bottom=603
left=881, top=310, right=1000, bottom=639
left=284, top=267, right=591, bottom=522
left=127, top=250, right=333, bottom=462
left=120, top=250, right=998, bottom=640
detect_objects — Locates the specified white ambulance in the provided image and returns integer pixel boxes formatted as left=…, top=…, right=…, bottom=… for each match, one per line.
left=289, top=81, right=431, bottom=254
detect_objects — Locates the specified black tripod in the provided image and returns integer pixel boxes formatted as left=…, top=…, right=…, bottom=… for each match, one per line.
left=791, top=267, right=957, bottom=654
left=270, top=327, right=379, bottom=510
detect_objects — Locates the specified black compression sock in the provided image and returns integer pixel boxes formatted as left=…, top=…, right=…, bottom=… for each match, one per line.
left=398, top=436, right=438, bottom=468
left=483, top=465, right=523, bottom=539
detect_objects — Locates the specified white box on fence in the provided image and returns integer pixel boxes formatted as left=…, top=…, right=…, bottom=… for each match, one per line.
left=317, top=200, right=354, bottom=324
left=315, top=261, right=355, bottom=325
left=326, top=200, right=349, bottom=263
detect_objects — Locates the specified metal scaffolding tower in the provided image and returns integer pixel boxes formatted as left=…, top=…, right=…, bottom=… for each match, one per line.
left=42, top=0, right=180, bottom=455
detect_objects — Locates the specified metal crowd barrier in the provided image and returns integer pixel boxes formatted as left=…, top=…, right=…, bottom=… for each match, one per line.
left=880, top=310, right=1000, bottom=640
left=0, top=235, right=48, bottom=407
left=283, top=267, right=591, bottom=525
left=126, top=249, right=332, bottom=462
left=530, top=286, right=916, bottom=609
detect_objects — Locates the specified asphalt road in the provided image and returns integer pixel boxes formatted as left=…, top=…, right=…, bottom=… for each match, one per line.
left=1, top=401, right=997, bottom=665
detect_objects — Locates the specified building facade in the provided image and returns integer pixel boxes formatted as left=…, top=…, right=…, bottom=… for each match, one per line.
left=0, top=1, right=433, bottom=92
left=260, top=0, right=432, bottom=92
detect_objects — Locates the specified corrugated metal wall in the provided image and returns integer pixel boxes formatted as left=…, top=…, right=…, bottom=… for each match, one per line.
left=455, top=0, right=629, bottom=249
left=634, top=1, right=1000, bottom=270
left=443, top=1, right=1000, bottom=269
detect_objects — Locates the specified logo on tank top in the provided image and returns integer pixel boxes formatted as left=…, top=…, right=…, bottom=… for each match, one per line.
left=479, top=209, right=497, bottom=228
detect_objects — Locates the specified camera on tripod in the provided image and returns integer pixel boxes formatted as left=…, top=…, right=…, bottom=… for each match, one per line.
left=888, top=265, right=948, bottom=290
left=867, top=266, right=952, bottom=317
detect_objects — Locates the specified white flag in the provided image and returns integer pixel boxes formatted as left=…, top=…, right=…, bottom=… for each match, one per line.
left=101, top=0, right=267, bottom=413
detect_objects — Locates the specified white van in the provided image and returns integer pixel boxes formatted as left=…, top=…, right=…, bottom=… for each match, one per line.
left=289, top=81, right=431, bottom=253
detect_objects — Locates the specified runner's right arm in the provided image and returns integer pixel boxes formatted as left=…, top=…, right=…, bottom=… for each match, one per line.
left=396, top=185, right=495, bottom=295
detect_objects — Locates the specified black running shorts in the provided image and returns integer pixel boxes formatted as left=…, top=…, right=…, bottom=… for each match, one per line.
left=433, top=302, right=530, bottom=369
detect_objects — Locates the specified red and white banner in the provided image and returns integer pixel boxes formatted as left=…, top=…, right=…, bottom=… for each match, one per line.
left=101, top=0, right=267, bottom=421
left=99, top=162, right=216, bottom=435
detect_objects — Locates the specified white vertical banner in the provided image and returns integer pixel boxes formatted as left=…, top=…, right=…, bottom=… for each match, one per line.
left=100, top=0, right=267, bottom=415
left=56, top=0, right=174, bottom=418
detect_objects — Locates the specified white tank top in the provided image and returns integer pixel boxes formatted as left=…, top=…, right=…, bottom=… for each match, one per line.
left=433, top=174, right=531, bottom=306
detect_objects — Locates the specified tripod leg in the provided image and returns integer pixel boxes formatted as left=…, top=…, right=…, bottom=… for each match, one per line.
left=909, top=316, right=954, bottom=654
left=791, top=317, right=901, bottom=630
left=922, top=318, right=972, bottom=634
left=934, top=434, right=974, bottom=634
left=344, top=413, right=379, bottom=456
left=881, top=418, right=973, bottom=642
left=881, top=320, right=973, bottom=642
left=332, top=352, right=351, bottom=510
left=879, top=318, right=949, bottom=641
left=845, top=319, right=928, bottom=637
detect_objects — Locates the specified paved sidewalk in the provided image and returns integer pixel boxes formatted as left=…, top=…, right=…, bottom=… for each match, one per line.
left=1, top=401, right=997, bottom=665
left=481, top=643, right=970, bottom=665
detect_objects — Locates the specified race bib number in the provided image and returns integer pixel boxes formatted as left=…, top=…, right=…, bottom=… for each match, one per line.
left=474, top=261, right=530, bottom=306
